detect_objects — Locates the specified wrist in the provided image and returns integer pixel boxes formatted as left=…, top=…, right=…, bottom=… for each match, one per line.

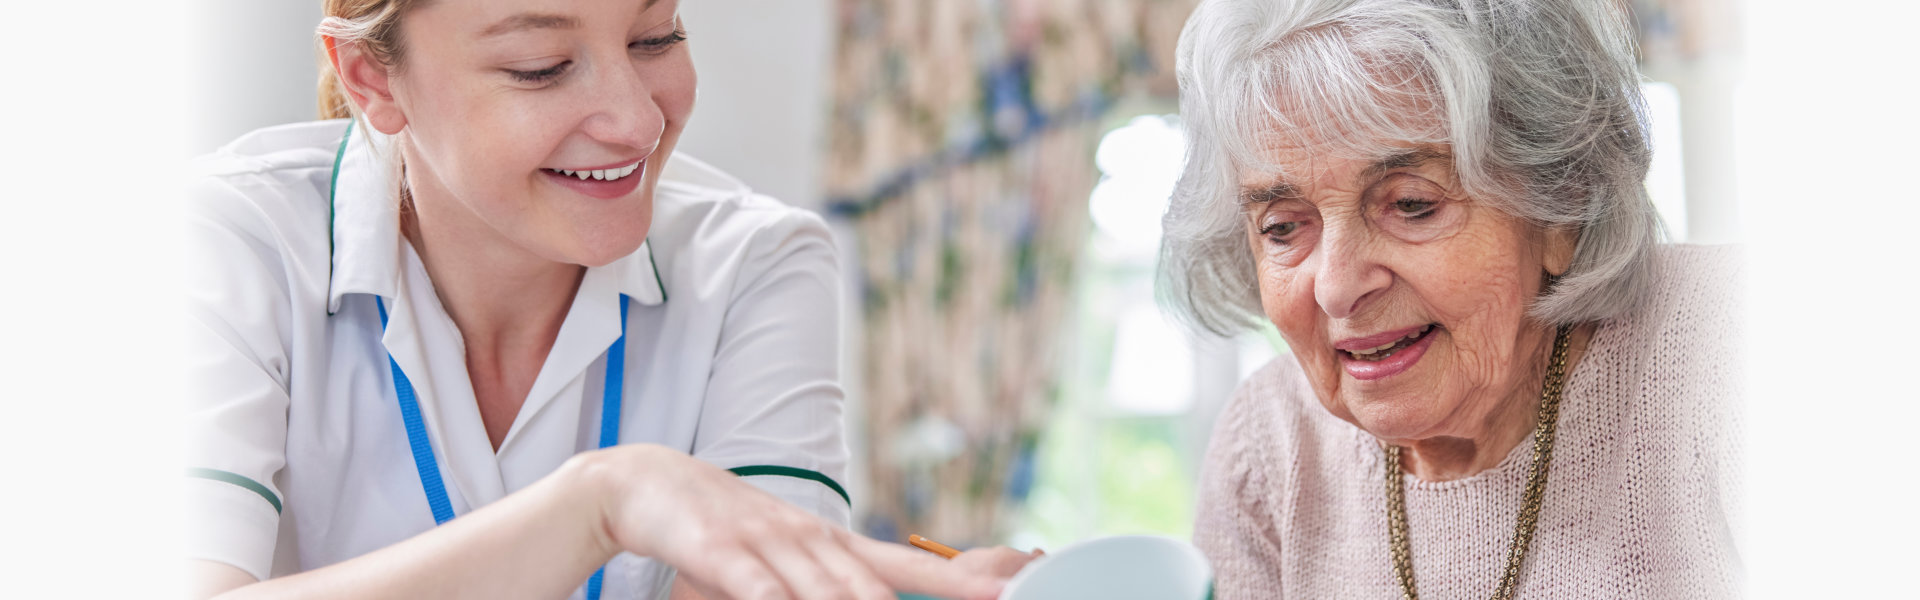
left=558, top=450, right=630, bottom=561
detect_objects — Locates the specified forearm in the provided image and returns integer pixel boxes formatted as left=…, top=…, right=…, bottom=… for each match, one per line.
left=212, top=456, right=618, bottom=600
left=667, top=579, right=707, bottom=600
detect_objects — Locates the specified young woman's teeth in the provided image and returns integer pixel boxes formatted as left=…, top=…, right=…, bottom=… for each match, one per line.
left=550, top=161, right=641, bottom=181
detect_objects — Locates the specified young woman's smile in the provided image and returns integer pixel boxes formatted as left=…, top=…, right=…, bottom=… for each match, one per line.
left=541, top=156, right=648, bottom=199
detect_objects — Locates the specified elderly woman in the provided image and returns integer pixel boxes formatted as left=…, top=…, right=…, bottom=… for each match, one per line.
left=1165, top=0, right=1739, bottom=598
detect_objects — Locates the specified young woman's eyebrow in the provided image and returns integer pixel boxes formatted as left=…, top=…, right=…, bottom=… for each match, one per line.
left=476, top=1, right=668, bottom=40
left=477, top=13, right=581, bottom=39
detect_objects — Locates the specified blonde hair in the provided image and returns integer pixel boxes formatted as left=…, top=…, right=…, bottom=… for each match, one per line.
left=315, top=0, right=425, bottom=119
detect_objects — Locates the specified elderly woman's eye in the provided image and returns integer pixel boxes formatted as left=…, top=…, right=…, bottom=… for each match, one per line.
left=1392, top=198, right=1438, bottom=220
left=1260, top=221, right=1300, bottom=241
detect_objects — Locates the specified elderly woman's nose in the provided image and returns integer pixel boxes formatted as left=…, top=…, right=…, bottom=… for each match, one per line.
left=1311, top=229, right=1393, bottom=319
left=579, top=63, right=667, bottom=152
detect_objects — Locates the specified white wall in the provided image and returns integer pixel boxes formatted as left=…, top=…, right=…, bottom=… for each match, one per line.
left=676, top=1, right=835, bottom=210
left=188, top=0, right=322, bottom=154
left=1739, top=0, right=1920, bottom=596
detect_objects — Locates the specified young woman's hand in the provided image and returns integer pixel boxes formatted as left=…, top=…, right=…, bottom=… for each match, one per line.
left=576, top=445, right=1008, bottom=600
left=949, top=546, right=1043, bottom=581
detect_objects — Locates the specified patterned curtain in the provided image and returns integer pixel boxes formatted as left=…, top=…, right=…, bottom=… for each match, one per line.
left=825, top=0, right=1196, bottom=545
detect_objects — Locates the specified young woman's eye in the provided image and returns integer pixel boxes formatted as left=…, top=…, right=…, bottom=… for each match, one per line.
left=1392, top=197, right=1438, bottom=220
left=506, top=61, right=571, bottom=84
left=631, top=29, right=688, bottom=53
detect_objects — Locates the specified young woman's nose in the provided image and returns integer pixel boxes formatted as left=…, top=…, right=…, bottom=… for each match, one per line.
left=1311, top=223, right=1393, bottom=320
left=577, top=59, right=666, bottom=155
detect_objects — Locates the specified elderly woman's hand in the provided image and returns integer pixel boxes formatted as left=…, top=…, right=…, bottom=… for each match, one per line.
left=582, top=445, right=1009, bottom=600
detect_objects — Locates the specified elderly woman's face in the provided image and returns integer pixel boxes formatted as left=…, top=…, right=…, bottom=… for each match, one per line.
left=378, top=0, right=694, bottom=266
left=1242, top=143, right=1566, bottom=443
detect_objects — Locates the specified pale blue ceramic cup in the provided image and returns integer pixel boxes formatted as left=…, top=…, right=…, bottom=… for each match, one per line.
left=897, top=535, right=1213, bottom=600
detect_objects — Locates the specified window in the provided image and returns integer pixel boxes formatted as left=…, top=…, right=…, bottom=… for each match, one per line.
left=1013, top=113, right=1283, bottom=549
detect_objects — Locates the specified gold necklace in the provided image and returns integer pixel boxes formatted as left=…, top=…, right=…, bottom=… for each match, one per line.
left=1385, top=324, right=1573, bottom=600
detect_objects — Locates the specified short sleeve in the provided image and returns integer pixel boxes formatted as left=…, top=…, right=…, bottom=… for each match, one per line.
left=181, top=174, right=298, bottom=581
left=691, top=207, right=852, bottom=526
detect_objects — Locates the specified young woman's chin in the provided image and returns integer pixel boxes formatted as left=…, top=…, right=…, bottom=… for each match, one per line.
left=508, top=217, right=650, bottom=267
left=553, top=233, right=650, bottom=268
left=529, top=202, right=655, bottom=267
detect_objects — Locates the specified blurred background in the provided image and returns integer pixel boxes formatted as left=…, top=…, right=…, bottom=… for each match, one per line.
left=181, top=0, right=1741, bottom=552
left=18, top=1, right=1920, bottom=596
left=11, top=0, right=1913, bottom=596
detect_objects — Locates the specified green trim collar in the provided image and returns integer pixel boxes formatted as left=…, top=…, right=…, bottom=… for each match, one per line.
left=647, top=243, right=669, bottom=303
left=326, top=120, right=353, bottom=315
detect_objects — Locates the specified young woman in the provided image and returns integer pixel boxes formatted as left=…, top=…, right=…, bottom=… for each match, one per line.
left=184, top=0, right=1032, bottom=598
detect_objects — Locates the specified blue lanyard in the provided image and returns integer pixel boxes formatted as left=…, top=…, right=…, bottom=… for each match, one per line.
left=377, top=294, right=629, bottom=600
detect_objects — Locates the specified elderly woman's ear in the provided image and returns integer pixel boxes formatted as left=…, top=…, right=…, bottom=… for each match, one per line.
left=1543, top=226, right=1579, bottom=277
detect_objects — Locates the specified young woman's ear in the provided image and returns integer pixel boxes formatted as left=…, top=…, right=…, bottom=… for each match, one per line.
left=326, top=37, right=408, bottom=134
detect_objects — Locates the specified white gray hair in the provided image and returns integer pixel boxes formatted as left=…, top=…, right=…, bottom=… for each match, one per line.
left=1158, top=0, right=1661, bottom=335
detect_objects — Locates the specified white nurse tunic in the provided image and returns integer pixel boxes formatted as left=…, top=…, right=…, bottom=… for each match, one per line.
left=183, top=119, right=851, bottom=599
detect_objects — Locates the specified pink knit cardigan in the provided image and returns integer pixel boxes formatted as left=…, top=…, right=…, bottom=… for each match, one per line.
left=1193, top=244, right=1742, bottom=599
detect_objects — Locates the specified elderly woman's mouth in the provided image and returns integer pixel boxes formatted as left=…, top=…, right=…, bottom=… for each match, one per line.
left=1337, top=324, right=1439, bottom=380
